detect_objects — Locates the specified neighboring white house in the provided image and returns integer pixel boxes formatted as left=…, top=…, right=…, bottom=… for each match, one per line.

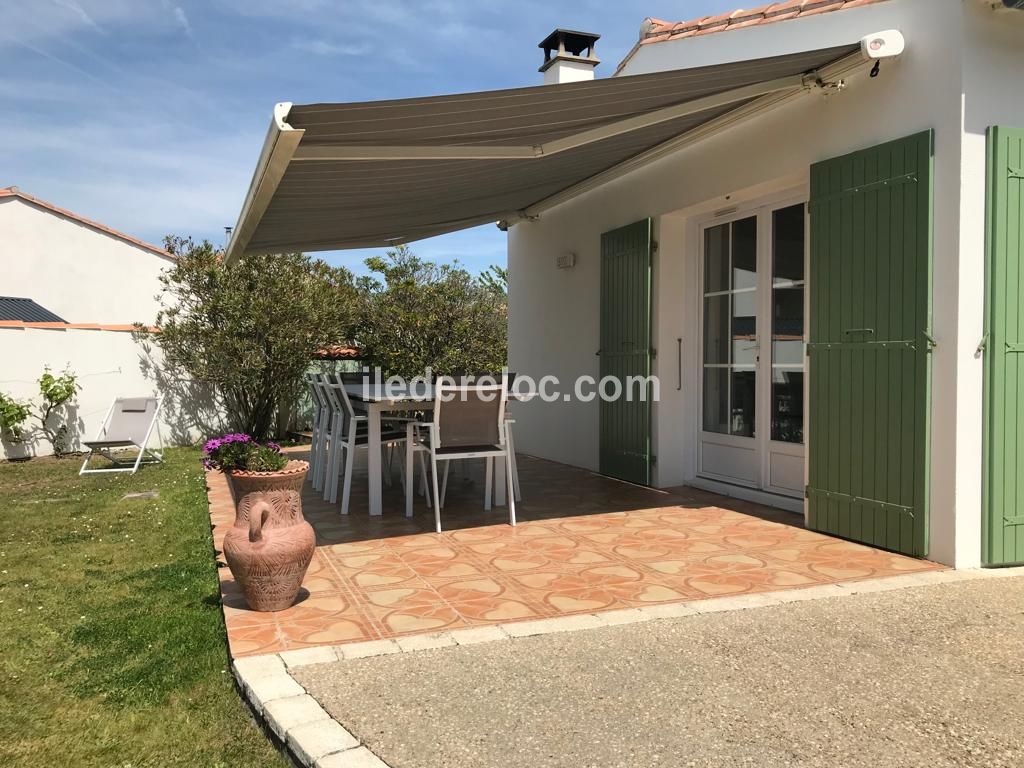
left=222, top=0, right=1024, bottom=568
left=0, top=187, right=198, bottom=458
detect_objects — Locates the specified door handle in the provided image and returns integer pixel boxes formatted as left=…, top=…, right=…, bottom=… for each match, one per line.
left=676, top=338, right=682, bottom=391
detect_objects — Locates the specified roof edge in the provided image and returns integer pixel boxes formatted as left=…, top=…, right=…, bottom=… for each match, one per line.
left=615, top=0, right=892, bottom=75
left=0, top=320, right=158, bottom=332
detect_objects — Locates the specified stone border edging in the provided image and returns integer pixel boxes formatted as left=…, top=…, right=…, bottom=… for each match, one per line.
left=232, top=566, right=1024, bottom=768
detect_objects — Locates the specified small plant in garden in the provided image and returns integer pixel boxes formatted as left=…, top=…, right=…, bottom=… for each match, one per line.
left=202, top=433, right=288, bottom=473
left=0, top=391, right=32, bottom=442
left=34, top=367, right=81, bottom=457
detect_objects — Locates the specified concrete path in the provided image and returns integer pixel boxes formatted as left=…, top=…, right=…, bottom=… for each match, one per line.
left=295, top=575, right=1024, bottom=768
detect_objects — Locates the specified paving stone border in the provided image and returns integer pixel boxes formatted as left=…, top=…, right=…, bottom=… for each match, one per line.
left=231, top=566, right=1024, bottom=768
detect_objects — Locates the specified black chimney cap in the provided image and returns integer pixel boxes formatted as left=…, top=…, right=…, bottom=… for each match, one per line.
left=538, top=29, right=600, bottom=58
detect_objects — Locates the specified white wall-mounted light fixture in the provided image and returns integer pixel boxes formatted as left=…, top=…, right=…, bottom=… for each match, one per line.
left=556, top=252, right=576, bottom=269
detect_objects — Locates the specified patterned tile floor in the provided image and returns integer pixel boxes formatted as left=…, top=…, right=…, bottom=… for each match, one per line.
left=207, top=449, right=943, bottom=657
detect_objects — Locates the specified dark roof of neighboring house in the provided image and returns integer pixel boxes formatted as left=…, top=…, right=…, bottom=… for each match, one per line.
left=0, top=296, right=66, bottom=323
left=616, top=0, right=891, bottom=74
left=0, top=186, right=174, bottom=260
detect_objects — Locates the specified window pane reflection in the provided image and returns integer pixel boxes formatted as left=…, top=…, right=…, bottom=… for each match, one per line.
left=771, top=370, right=804, bottom=443
left=732, top=216, right=757, bottom=290
left=703, top=368, right=728, bottom=435
left=703, top=295, right=728, bottom=365
left=731, top=371, right=756, bottom=437
left=771, top=203, right=805, bottom=444
left=704, top=224, right=729, bottom=293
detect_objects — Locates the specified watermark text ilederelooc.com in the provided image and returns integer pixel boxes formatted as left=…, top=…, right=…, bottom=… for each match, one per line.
left=353, top=367, right=661, bottom=403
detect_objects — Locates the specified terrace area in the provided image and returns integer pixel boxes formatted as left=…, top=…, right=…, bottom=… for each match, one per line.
left=208, top=448, right=942, bottom=658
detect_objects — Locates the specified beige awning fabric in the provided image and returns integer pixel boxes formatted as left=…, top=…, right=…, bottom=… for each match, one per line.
left=226, top=44, right=863, bottom=262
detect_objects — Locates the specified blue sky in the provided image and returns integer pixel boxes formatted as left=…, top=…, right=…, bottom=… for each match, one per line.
left=2, top=0, right=738, bottom=276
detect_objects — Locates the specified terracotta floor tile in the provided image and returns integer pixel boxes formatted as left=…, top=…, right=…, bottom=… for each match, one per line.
left=346, top=563, right=423, bottom=589
left=366, top=602, right=465, bottom=637
left=272, top=592, right=354, bottom=622
left=451, top=596, right=544, bottom=623
left=277, top=614, right=378, bottom=647
left=229, top=623, right=283, bottom=658
left=406, top=561, right=485, bottom=581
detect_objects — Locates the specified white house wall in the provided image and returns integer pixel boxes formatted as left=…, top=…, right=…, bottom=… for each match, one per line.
left=0, top=327, right=215, bottom=460
left=0, top=197, right=173, bottom=325
left=948, top=4, right=1024, bottom=567
left=508, top=0, right=971, bottom=565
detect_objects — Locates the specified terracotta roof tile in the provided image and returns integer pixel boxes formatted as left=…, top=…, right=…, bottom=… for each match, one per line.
left=314, top=345, right=361, bottom=361
left=0, top=320, right=156, bottom=332
left=0, top=187, right=173, bottom=260
left=616, top=0, right=892, bottom=73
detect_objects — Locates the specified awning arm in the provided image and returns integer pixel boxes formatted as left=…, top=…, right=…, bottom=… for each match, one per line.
left=289, top=73, right=807, bottom=163
left=255, top=210, right=521, bottom=254
left=522, top=52, right=866, bottom=217
left=225, top=102, right=305, bottom=264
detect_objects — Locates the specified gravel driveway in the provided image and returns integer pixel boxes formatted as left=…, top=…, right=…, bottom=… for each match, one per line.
left=296, top=576, right=1024, bottom=768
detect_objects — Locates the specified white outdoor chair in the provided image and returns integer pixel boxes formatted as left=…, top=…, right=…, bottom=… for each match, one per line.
left=79, top=397, right=164, bottom=475
left=419, top=375, right=515, bottom=533
left=309, top=373, right=335, bottom=491
left=321, top=374, right=410, bottom=513
left=503, top=414, right=522, bottom=502
left=403, top=421, right=433, bottom=517
left=305, top=373, right=327, bottom=487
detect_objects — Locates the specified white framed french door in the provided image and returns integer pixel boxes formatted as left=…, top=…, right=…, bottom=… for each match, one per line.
left=697, top=196, right=807, bottom=498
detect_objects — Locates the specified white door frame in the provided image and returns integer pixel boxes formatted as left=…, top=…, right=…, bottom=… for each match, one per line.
left=693, top=189, right=809, bottom=500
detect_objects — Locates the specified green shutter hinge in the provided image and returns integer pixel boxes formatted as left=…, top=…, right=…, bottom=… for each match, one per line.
left=650, top=347, right=657, bottom=358
left=975, top=334, right=988, bottom=358
left=922, top=331, right=938, bottom=351
left=650, top=454, right=658, bottom=465
left=651, top=240, right=659, bottom=253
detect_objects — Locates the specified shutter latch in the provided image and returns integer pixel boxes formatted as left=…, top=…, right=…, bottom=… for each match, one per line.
left=975, top=334, right=988, bottom=358
left=922, top=331, right=938, bottom=351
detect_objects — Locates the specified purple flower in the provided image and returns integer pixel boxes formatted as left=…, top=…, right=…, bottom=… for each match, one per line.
left=266, top=441, right=282, bottom=453
left=202, top=432, right=257, bottom=470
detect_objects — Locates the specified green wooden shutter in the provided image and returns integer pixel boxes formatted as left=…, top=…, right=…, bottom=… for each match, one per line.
left=807, top=131, right=934, bottom=557
left=599, top=219, right=653, bottom=486
left=983, top=126, right=1024, bottom=566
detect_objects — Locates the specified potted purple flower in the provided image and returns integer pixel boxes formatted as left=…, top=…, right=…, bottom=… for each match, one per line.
left=204, top=434, right=314, bottom=611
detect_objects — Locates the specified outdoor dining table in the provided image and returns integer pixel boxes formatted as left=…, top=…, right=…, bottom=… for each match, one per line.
left=343, top=382, right=528, bottom=517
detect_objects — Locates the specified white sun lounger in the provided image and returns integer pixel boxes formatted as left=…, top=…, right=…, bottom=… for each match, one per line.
left=79, top=397, right=164, bottom=475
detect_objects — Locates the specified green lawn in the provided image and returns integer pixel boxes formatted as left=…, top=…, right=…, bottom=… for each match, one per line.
left=0, top=448, right=286, bottom=768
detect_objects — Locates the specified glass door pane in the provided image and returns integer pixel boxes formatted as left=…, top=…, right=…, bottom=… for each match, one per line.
left=770, top=203, right=806, bottom=444
left=702, top=216, right=758, bottom=438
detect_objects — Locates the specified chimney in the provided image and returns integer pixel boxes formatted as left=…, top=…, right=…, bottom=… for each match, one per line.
left=538, top=29, right=600, bottom=84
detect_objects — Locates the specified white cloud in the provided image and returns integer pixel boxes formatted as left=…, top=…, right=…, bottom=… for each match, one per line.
left=173, top=6, right=193, bottom=37
left=52, top=0, right=104, bottom=33
left=0, top=0, right=144, bottom=47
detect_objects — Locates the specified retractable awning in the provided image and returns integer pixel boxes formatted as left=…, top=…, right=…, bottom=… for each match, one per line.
left=225, top=43, right=865, bottom=262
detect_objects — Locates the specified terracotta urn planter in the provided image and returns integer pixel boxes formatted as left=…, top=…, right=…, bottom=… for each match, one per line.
left=222, top=460, right=315, bottom=611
